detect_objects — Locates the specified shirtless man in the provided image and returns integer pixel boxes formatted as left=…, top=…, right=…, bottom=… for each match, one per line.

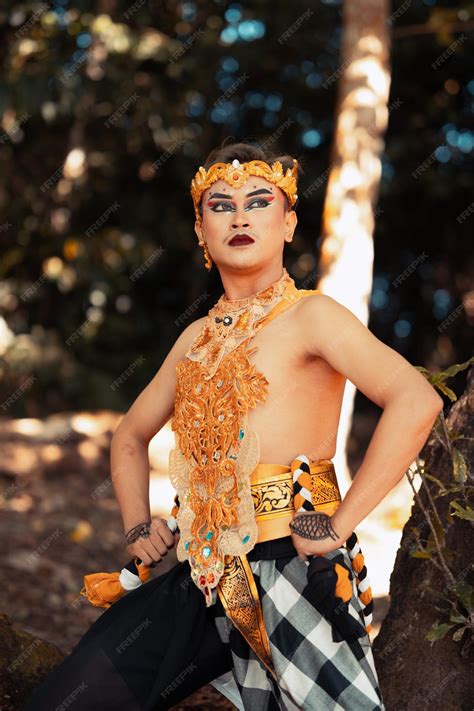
left=24, top=143, right=443, bottom=711
left=111, top=144, right=442, bottom=708
left=113, top=148, right=442, bottom=566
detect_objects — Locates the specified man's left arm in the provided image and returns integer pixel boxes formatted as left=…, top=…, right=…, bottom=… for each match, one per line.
left=293, top=293, right=444, bottom=556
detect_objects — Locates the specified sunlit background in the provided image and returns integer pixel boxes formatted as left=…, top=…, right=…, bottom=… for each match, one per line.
left=0, top=2, right=472, bottom=700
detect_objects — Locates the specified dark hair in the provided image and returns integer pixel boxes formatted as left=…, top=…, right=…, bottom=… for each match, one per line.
left=196, top=138, right=303, bottom=218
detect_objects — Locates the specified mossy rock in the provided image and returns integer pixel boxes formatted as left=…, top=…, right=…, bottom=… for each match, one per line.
left=0, top=613, right=64, bottom=710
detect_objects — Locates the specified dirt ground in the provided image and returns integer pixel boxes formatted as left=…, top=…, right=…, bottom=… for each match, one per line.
left=0, top=412, right=239, bottom=708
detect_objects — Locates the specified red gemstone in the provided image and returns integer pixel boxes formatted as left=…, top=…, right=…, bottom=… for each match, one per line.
left=207, top=572, right=215, bottom=583
left=199, top=575, right=206, bottom=586
left=233, top=174, right=238, bottom=180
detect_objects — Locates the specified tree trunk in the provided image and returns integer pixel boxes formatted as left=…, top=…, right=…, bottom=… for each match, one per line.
left=373, top=367, right=474, bottom=710
left=316, top=0, right=392, bottom=493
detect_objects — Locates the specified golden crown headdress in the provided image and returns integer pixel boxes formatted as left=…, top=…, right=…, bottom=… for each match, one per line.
left=190, top=158, right=299, bottom=225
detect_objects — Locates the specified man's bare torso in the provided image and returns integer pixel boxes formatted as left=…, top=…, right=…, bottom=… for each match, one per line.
left=184, top=295, right=346, bottom=468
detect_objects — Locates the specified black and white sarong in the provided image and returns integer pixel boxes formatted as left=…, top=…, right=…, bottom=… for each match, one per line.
left=214, top=537, right=384, bottom=710
left=24, top=537, right=384, bottom=710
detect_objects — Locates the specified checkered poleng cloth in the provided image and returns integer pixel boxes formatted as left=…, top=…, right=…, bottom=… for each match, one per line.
left=212, top=548, right=384, bottom=710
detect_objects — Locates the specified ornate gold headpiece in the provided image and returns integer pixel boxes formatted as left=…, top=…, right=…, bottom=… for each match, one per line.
left=190, top=158, right=299, bottom=226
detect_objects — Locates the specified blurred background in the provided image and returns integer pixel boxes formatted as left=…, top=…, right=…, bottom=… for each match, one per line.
left=0, top=1, right=472, bottom=709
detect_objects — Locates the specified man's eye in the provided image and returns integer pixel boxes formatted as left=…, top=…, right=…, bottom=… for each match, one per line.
left=211, top=202, right=233, bottom=212
left=247, top=199, right=270, bottom=209
left=210, top=199, right=270, bottom=212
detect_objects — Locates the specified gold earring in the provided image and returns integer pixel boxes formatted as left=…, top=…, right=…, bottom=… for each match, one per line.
left=197, top=223, right=212, bottom=270
left=202, top=241, right=212, bottom=270
left=198, top=237, right=212, bottom=270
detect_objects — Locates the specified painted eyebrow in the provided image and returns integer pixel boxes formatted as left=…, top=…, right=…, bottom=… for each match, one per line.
left=207, top=188, right=273, bottom=200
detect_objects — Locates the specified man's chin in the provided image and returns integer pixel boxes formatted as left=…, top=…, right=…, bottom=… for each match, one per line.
left=216, top=256, right=261, bottom=272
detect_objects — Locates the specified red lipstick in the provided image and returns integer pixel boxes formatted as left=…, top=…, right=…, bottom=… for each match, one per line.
left=229, top=233, right=255, bottom=246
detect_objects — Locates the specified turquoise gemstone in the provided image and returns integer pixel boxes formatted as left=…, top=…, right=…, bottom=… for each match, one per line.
left=242, top=534, right=250, bottom=544
left=205, top=530, right=214, bottom=541
left=239, top=428, right=244, bottom=440
left=184, top=541, right=190, bottom=550
left=203, top=546, right=211, bottom=558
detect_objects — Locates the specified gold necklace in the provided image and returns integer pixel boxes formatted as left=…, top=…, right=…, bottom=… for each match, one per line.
left=186, top=267, right=293, bottom=377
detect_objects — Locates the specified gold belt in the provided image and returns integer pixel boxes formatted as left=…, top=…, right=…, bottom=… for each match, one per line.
left=216, top=457, right=342, bottom=680
left=251, top=459, right=341, bottom=542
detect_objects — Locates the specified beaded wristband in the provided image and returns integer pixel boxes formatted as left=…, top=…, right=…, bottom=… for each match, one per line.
left=289, top=512, right=339, bottom=542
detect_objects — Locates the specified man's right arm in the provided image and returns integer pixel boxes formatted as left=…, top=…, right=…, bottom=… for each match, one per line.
left=110, top=317, right=206, bottom=549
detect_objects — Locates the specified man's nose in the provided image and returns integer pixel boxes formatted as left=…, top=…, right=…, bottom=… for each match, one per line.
left=231, top=206, right=250, bottom=228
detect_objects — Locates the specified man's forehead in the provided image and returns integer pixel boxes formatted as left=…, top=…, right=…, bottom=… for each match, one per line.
left=204, top=175, right=277, bottom=198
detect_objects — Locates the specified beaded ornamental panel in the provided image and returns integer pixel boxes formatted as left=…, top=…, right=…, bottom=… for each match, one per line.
left=168, top=269, right=314, bottom=605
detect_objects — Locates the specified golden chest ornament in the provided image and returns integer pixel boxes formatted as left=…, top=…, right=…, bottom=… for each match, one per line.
left=168, top=268, right=313, bottom=605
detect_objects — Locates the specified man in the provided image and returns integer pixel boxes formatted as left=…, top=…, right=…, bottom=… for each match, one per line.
left=24, top=142, right=443, bottom=710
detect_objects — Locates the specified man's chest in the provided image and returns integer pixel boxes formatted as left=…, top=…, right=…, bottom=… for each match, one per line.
left=246, top=313, right=343, bottom=413
left=174, top=297, right=340, bottom=410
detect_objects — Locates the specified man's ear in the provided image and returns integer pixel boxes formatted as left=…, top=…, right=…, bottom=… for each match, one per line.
left=285, top=209, right=297, bottom=241
left=194, top=220, right=203, bottom=242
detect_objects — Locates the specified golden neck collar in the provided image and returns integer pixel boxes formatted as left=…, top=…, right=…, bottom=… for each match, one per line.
left=186, top=267, right=295, bottom=376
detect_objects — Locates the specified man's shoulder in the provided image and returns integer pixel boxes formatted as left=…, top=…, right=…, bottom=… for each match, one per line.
left=180, top=314, right=208, bottom=342
left=293, top=290, right=354, bottom=342
left=171, top=315, right=208, bottom=363
left=295, top=289, right=332, bottom=318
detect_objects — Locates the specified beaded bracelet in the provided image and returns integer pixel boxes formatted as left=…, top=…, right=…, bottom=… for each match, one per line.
left=289, top=512, right=339, bottom=542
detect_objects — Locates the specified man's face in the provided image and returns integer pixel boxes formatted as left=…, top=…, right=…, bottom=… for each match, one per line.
left=194, top=174, right=297, bottom=270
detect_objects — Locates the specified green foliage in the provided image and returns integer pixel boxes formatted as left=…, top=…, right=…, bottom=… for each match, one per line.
left=0, top=2, right=473, bottom=416
left=409, top=359, right=473, bottom=653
